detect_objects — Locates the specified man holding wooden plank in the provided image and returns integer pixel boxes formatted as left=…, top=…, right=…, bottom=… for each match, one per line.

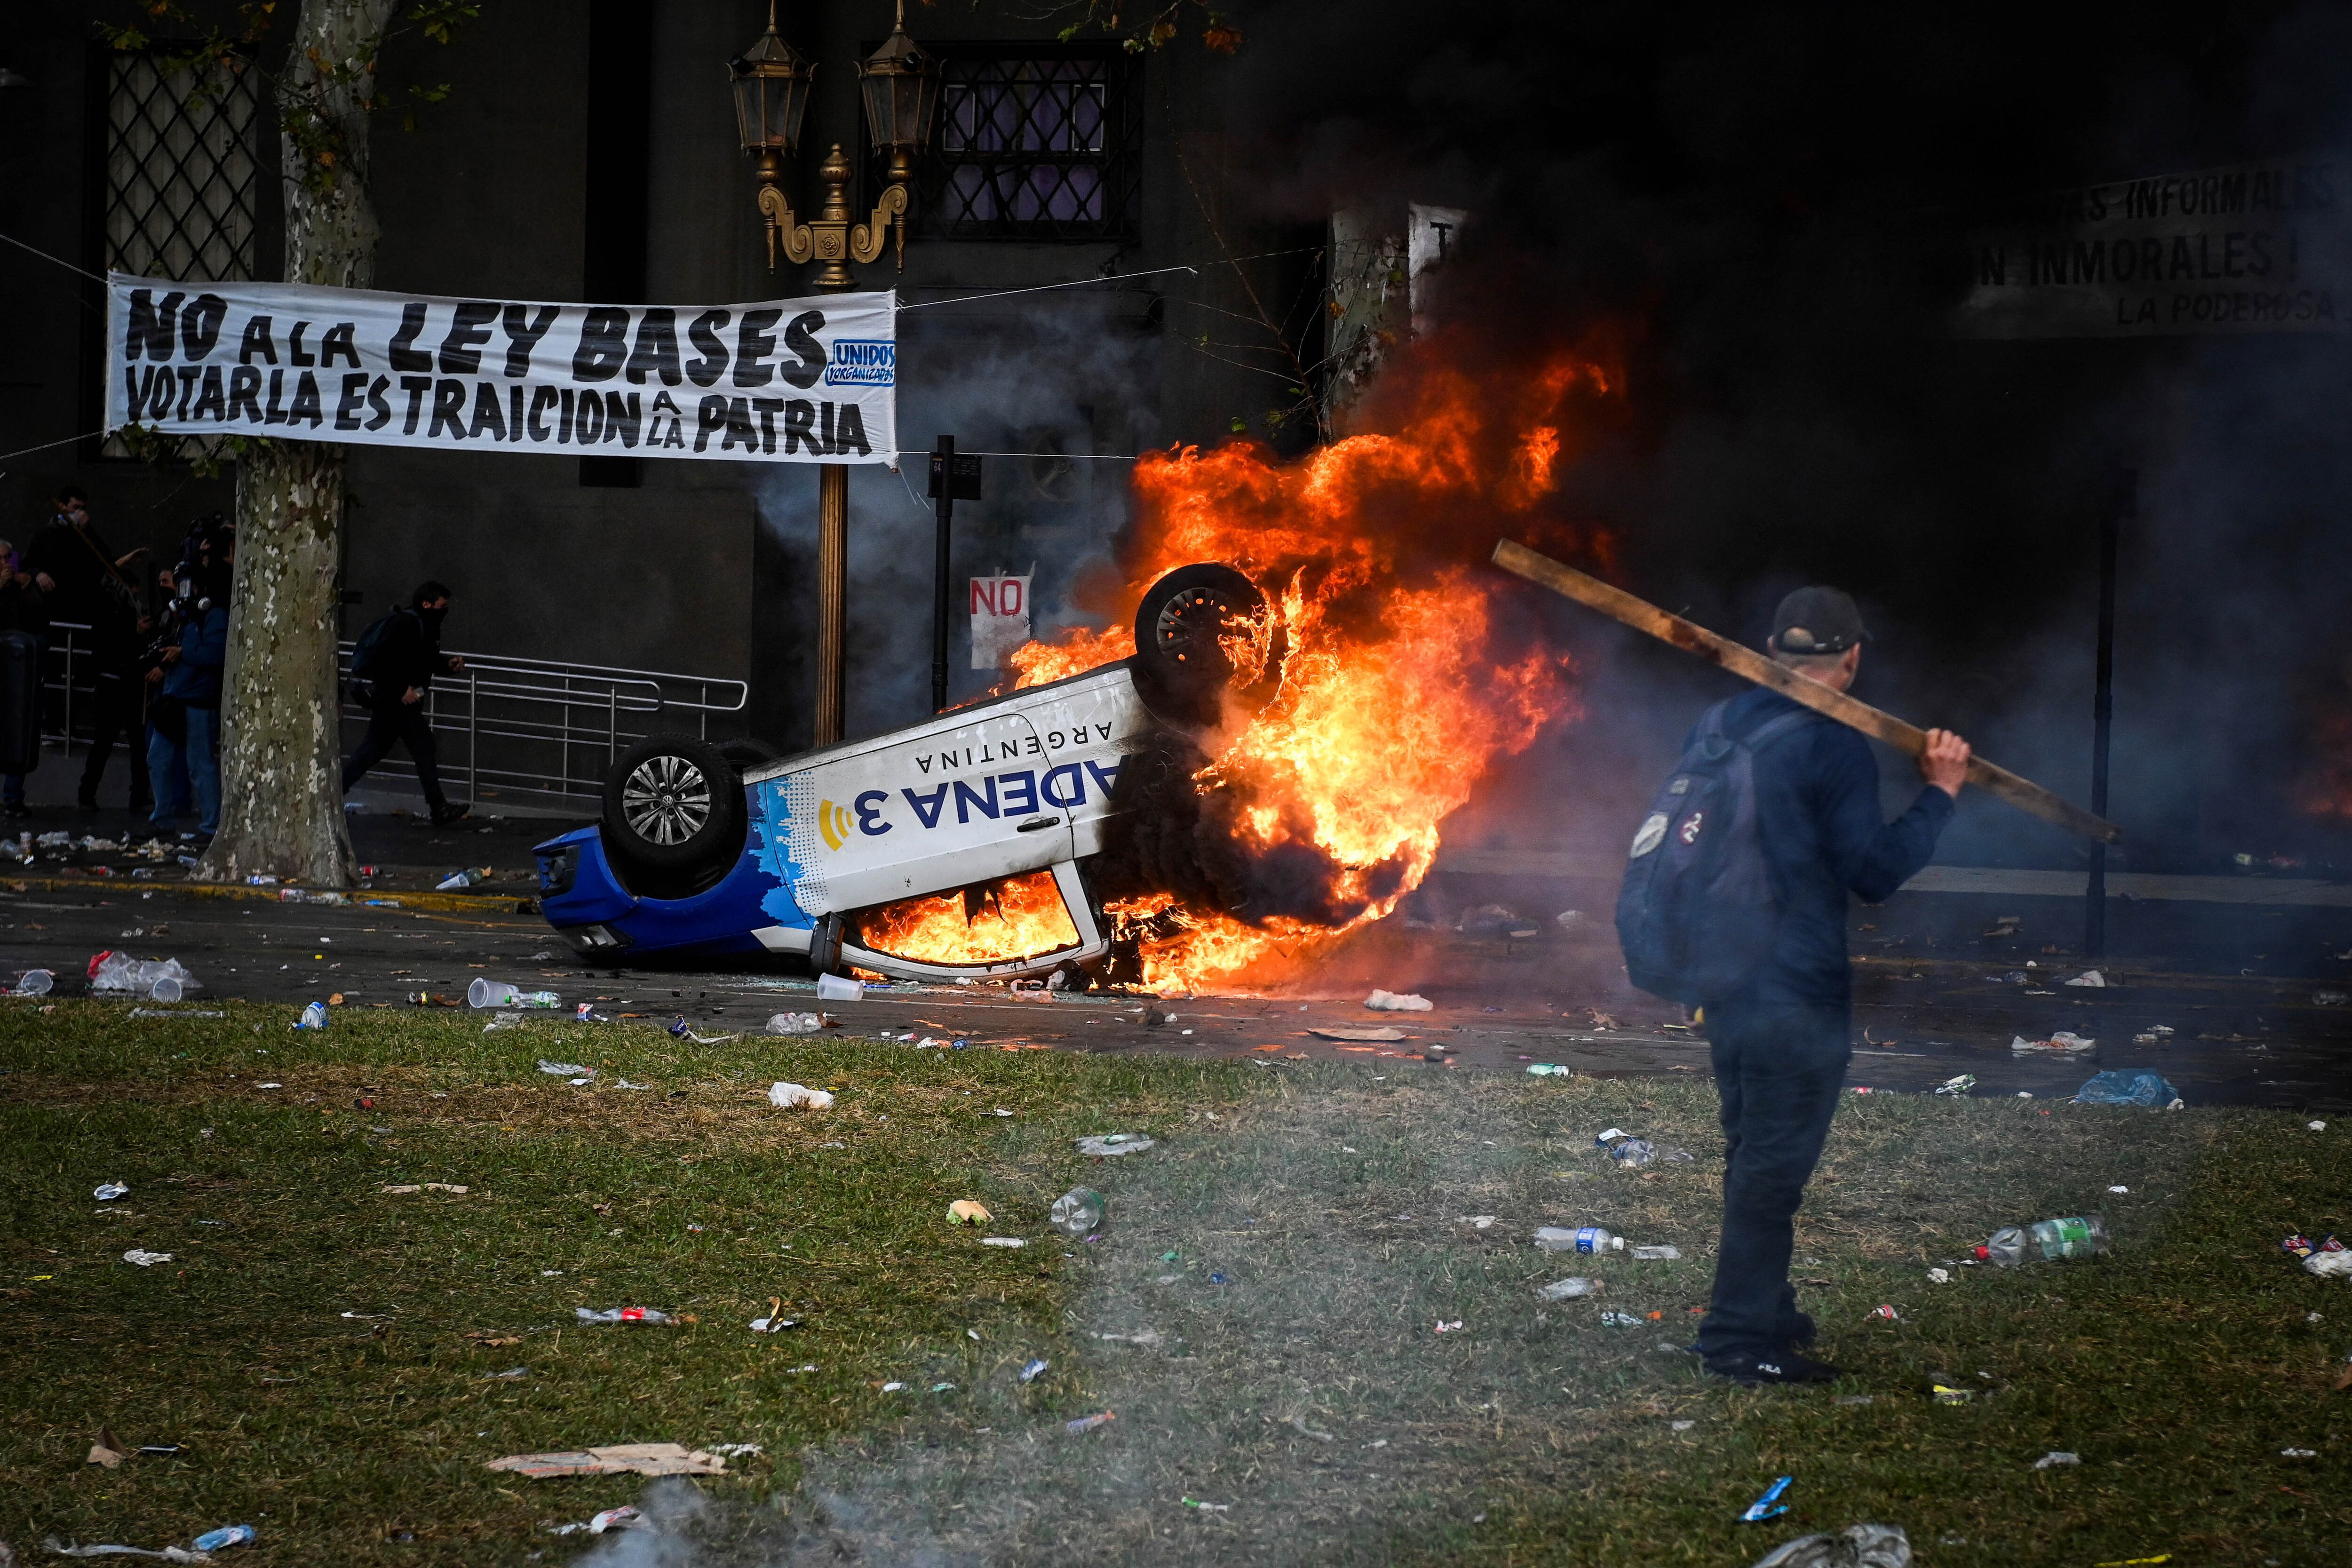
left=1493, top=541, right=2121, bottom=1385
left=1656, top=587, right=1968, bottom=1384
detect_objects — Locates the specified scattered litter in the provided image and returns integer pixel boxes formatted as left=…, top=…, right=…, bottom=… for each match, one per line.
left=980, top=1237, right=1026, bottom=1248
left=42, top=1540, right=211, bottom=1562
left=469, top=979, right=559, bottom=1010
left=1181, top=1497, right=1231, bottom=1512
left=1286, top=1416, right=1334, bottom=1441
left=1434, top=1319, right=1465, bottom=1332
left=12, top=968, right=54, bottom=995
left=535, top=1059, right=588, bottom=1077
left=294, top=1000, right=328, bottom=1030
left=1927, top=1268, right=1950, bottom=1284
left=1933, top=1385, right=1974, bottom=1404
left=1599, top=1310, right=1643, bottom=1327
left=1076, top=1133, right=1155, bottom=1157
left=1019, top=1358, right=1049, bottom=1383
left=573, top=1307, right=675, bottom=1325
left=947, top=1200, right=993, bottom=1226
left=1526, top=1063, right=1572, bottom=1076
left=766, top=1012, right=826, bottom=1035
left=768, top=1082, right=834, bottom=1110
left=2011, top=1031, right=2095, bottom=1055
left=550, top=1506, right=643, bottom=1536
left=816, top=974, right=865, bottom=1002
left=485, top=1442, right=727, bottom=1478
left=121, top=1250, right=173, bottom=1268
left=1050, top=1187, right=1105, bottom=1237
left=1065, top=1411, right=1116, bottom=1435
left=2074, top=1070, right=2183, bottom=1108
left=1748, top=1523, right=1911, bottom=1568
left=2064, top=970, right=2108, bottom=987
left=1870, top=1305, right=1899, bottom=1321
left=1364, top=989, right=1433, bottom=1011
left=437, top=868, right=487, bottom=891
left=2281, top=1447, right=2318, bottom=1458
left=2108, top=1185, right=2130, bottom=1194
left=1310, top=1025, right=1407, bottom=1042
left=2310, top=1120, right=2328, bottom=1132
left=1631, top=1245, right=1681, bottom=1261
left=668, top=1018, right=736, bottom=1044
left=379, top=1183, right=468, bottom=1195
left=93, top=1182, right=128, bottom=1202
left=87, top=1430, right=127, bottom=1468
left=2033, top=1451, right=2080, bottom=1469
left=481, top=1367, right=528, bottom=1380
left=930, top=1382, right=956, bottom=1393
left=1932, top=1074, right=1976, bottom=1096
left=1537, top=1277, right=1601, bottom=1301
left=1671, top=1419, right=1696, bottom=1432
left=749, top=1297, right=798, bottom=1332
left=2317, top=990, right=2348, bottom=1006
left=1459, top=1215, right=1498, bottom=1230
left=1740, top=1475, right=1793, bottom=1523
left=1609, top=1138, right=1659, bottom=1167
left=89, top=952, right=200, bottom=1002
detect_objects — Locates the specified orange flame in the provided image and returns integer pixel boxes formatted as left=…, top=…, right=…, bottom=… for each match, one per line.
left=857, top=870, right=1080, bottom=967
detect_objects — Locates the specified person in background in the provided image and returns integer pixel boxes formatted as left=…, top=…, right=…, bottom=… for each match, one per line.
left=0, top=539, right=48, bottom=819
left=26, top=486, right=151, bottom=812
left=341, top=581, right=469, bottom=825
left=148, top=545, right=230, bottom=838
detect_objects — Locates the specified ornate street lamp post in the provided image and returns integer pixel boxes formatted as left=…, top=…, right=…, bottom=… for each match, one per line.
left=731, top=2, right=938, bottom=746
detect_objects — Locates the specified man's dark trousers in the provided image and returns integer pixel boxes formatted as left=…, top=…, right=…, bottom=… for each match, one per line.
left=342, top=701, right=448, bottom=811
left=1694, top=996, right=1851, bottom=1362
left=78, top=669, right=151, bottom=807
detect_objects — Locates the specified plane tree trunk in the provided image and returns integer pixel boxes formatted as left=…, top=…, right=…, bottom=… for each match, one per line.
left=199, top=0, right=393, bottom=885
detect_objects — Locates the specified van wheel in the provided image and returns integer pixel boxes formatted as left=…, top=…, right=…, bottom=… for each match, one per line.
left=601, top=735, right=747, bottom=900
left=1130, top=563, right=1285, bottom=726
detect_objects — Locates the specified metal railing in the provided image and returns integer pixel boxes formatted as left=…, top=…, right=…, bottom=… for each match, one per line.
left=335, top=645, right=748, bottom=806
left=36, top=622, right=748, bottom=806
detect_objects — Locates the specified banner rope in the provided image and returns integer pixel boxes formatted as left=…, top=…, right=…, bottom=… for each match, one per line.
left=0, top=430, right=104, bottom=466
left=0, top=230, right=107, bottom=286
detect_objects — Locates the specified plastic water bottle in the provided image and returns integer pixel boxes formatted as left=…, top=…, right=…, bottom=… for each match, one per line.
left=468, top=978, right=561, bottom=1010
left=1978, top=1214, right=2110, bottom=1266
left=1049, top=1186, right=1105, bottom=1238
left=1573, top=1226, right=1625, bottom=1254
left=295, top=1001, right=329, bottom=1030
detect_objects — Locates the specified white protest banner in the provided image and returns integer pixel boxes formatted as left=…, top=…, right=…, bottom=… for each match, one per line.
left=969, top=571, right=1033, bottom=669
left=1957, top=157, right=2352, bottom=338
left=105, top=275, right=897, bottom=463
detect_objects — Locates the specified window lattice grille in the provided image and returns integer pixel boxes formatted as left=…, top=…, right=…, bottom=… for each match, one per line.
left=103, top=51, right=265, bottom=458
left=914, top=48, right=1140, bottom=241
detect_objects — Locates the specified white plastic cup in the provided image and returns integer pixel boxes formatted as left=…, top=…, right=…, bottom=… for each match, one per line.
left=149, top=976, right=186, bottom=1002
left=816, top=974, right=864, bottom=1003
left=469, top=977, right=521, bottom=1009
left=15, top=969, right=53, bottom=996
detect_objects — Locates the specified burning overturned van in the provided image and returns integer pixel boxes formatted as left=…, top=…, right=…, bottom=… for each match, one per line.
left=532, top=564, right=1280, bottom=982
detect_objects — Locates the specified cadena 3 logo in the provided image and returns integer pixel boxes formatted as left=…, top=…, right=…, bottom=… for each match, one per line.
left=815, top=799, right=857, bottom=851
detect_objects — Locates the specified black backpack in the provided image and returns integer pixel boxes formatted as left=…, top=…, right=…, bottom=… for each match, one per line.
left=347, top=609, right=404, bottom=707
left=1614, top=699, right=1820, bottom=1004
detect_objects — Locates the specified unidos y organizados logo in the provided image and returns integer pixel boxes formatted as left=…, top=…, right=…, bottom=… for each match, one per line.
left=826, top=339, right=895, bottom=387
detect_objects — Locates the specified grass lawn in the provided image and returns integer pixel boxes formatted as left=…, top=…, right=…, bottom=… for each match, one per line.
left=0, top=1000, right=2347, bottom=1566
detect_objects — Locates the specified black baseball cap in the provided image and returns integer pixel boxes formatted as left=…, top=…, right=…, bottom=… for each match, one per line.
left=1770, top=586, right=1867, bottom=655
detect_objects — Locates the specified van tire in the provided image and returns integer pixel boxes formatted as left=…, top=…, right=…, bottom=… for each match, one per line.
left=601, top=735, right=747, bottom=900
left=1130, top=563, right=1284, bottom=727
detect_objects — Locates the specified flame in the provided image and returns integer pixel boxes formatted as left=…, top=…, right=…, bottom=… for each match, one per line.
left=1001, top=333, right=1616, bottom=991
left=857, top=870, right=1080, bottom=967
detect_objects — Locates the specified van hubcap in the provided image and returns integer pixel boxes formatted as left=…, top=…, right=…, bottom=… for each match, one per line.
left=622, top=755, right=711, bottom=845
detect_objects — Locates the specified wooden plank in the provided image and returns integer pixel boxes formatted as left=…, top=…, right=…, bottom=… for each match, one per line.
left=1491, top=538, right=2122, bottom=844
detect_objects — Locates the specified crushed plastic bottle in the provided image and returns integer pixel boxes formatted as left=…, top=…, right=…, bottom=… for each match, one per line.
left=1536, top=1276, right=1600, bottom=1300
left=293, top=1000, right=328, bottom=1030
left=1609, top=1138, right=1658, bottom=1167
left=193, top=1525, right=257, bottom=1552
left=1049, top=1186, right=1105, bottom=1238
left=1977, top=1214, right=2110, bottom=1266
left=1630, top=1244, right=1681, bottom=1261
left=1535, top=1226, right=1625, bottom=1254
left=468, top=977, right=560, bottom=1009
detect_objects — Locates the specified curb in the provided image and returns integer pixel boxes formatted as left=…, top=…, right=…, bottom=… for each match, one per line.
left=3, top=874, right=537, bottom=916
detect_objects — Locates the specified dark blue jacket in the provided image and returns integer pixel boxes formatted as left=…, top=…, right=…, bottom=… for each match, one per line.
left=160, top=604, right=228, bottom=708
left=1702, top=686, right=1955, bottom=1005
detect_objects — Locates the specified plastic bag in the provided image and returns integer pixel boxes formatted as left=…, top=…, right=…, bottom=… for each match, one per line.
left=2073, top=1069, right=2182, bottom=1108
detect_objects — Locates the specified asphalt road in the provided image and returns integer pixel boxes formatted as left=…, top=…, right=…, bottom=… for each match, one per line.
left=3, top=831, right=2348, bottom=1110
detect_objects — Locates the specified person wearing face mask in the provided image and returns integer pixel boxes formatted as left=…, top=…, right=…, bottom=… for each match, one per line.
left=340, top=580, right=469, bottom=826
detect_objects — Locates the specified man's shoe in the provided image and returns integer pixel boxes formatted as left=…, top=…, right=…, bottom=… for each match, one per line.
left=1705, top=1349, right=1841, bottom=1386
left=430, top=803, right=471, bottom=827
left=1780, top=1311, right=1818, bottom=1348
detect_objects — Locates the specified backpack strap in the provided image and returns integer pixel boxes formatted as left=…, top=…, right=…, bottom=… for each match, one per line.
left=1741, top=705, right=1823, bottom=755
